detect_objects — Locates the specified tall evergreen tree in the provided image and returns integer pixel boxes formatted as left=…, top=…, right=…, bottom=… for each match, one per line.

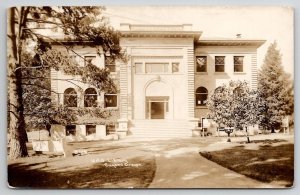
left=257, top=41, right=294, bottom=133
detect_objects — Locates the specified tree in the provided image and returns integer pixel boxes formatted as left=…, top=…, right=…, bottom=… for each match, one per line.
left=7, top=6, right=125, bottom=159
left=207, top=81, right=258, bottom=142
left=257, top=41, right=294, bottom=133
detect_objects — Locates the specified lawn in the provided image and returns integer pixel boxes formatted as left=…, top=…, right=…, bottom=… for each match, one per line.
left=8, top=141, right=156, bottom=188
left=200, top=140, right=294, bottom=187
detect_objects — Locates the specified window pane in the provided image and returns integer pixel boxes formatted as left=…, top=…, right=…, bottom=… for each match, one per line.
left=106, top=125, right=116, bottom=135
left=105, top=94, right=117, bottom=107
left=172, top=63, right=180, bottom=73
left=84, top=56, right=96, bottom=66
left=66, top=125, right=76, bottom=136
left=135, top=62, right=143, bottom=73
left=64, top=88, right=77, bottom=107
left=106, top=65, right=116, bottom=72
left=215, top=56, right=225, bottom=65
left=145, top=63, right=168, bottom=73
left=215, top=56, right=225, bottom=72
left=234, top=56, right=244, bottom=72
left=86, top=125, right=96, bottom=135
left=196, top=56, right=207, bottom=72
left=105, top=56, right=116, bottom=72
left=195, top=87, right=208, bottom=106
left=215, top=65, right=224, bottom=72
left=234, top=65, right=243, bottom=72
left=84, top=88, right=97, bottom=107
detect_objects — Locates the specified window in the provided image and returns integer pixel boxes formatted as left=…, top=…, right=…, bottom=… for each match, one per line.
left=84, top=88, right=97, bottom=107
left=66, top=125, right=76, bottom=136
left=172, top=62, right=180, bottom=73
left=135, top=62, right=143, bottom=73
left=105, top=56, right=116, bottom=72
left=234, top=56, right=244, bottom=72
left=106, top=125, right=116, bottom=135
left=196, top=56, right=207, bottom=72
left=84, top=56, right=96, bottom=66
left=86, top=125, right=96, bottom=135
left=195, top=87, right=208, bottom=106
left=64, top=88, right=77, bottom=107
left=145, top=63, right=168, bottom=73
left=104, top=94, right=117, bottom=107
left=215, top=56, right=225, bottom=72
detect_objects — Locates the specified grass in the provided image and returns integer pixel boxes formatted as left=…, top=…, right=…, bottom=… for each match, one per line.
left=8, top=141, right=156, bottom=188
left=200, top=140, right=294, bottom=187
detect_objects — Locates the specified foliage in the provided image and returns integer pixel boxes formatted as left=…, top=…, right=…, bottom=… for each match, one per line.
left=8, top=6, right=125, bottom=159
left=257, top=41, right=294, bottom=131
left=207, top=81, right=257, bottom=130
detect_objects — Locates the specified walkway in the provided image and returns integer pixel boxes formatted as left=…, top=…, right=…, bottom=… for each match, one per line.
left=130, top=137, right=278, bottom=188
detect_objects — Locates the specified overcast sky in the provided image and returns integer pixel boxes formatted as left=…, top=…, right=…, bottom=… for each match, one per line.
left=104, top=6, right=294, bottom=77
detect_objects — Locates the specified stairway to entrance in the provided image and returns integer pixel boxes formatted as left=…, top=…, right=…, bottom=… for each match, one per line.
left=128, top=119, right=191, bottom=138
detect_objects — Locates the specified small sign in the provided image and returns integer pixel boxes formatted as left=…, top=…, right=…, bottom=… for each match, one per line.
left=203, top=119, right=210, bottom=128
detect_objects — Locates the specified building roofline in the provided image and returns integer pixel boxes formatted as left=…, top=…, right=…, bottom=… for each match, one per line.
left=197, top=39, right=266, bottom=47
left=121, top=31, right=202, bottom=41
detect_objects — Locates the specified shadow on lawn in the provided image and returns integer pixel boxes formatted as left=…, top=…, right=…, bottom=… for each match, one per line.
left=200, top=143, right=294, bottom=187
left=8, top=156, right=156, bottom=189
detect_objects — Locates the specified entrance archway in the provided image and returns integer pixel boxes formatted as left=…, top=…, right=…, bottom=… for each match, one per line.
left=144, top=79, right=173, bottom=119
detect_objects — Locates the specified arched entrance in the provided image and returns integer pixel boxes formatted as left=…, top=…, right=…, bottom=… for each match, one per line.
left=145, top=79, right=173, bottom=119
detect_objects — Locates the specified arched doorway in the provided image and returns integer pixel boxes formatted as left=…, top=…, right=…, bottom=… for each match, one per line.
left=145, top=79, right=173, bottom=119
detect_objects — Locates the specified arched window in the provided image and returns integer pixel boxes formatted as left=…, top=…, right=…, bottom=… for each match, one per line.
left=64, top=88, right=77, bottom=107
left=195, top=87, right=208, bottom=106
left=84, top=88, right=97, bottom=107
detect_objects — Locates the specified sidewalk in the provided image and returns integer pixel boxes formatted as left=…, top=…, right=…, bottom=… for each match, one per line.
left=147, top=140, right=280, bottom=188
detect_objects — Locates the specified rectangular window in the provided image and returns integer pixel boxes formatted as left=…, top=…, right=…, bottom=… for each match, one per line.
left=135, top=62, right=143, bottom=73
left=172, top=62, right=180, bottom=73
left=234, top=56, right=244, bottom=72
left=196, top=56, right=207, bottom=72
left=104, top=94, right=117, bottom=107
left=66, top=125, right=76, bottom=136
left=145, top=63, right=168, bottom=73
left=105, top=56, right=116, bottom=72
left=84, top=56, right=96, bottom=66
left=106, top=125, right=116, bottom=135
left=86, top=125, right=96, bottom=135
left=215, top=56, right=225, bottom=72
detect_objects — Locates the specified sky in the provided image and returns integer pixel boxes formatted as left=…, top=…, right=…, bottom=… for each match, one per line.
left=104, top=6, right=294, bottom=77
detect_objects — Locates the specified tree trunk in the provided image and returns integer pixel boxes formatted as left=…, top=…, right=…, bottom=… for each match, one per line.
left=271, top=127, right=275, bottom=133
left=245, top=126, right=250, bottom=143
left=8, top=7, right=28, bottom=159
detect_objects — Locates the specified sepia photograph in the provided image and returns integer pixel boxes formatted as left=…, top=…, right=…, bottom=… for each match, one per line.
left=7, top=5, right=294, bottom=189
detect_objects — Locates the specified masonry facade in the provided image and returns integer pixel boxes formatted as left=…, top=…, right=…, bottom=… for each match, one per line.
left=50, top=24, right=265, bottom=140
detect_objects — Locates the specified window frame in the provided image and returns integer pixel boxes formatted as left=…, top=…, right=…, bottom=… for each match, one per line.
left=63, top=88, right=77, bottom=107
left=196, top=56, right=207, bottom=72
left=172, top=62, right=180, bottom=73
left=195, top=87, right=208, bottom=106
left=66, top=125, right=76, bottom=136
left=86, top=125, right=96, bottom=135
left=105, top=56, right=116, bottom=73
left=135, top=62, right=144, bottom=74
left=84, top=88, right=98, bottom=107
left=215, top=56, right=225, bottom=72
left=145, top=62, right=169, bottom=73
left=234, top=56, right=244, bottom=73
left=104, top=94, right=118, bottom=108
left=84, top=55, right=96, bottom=66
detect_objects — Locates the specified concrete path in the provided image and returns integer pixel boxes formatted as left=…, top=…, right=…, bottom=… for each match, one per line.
left=133, top=137, right=279, bottom=188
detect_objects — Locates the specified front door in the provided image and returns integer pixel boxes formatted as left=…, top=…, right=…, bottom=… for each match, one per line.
left=151, top=102, right=165, bottom=119
left=146, top=96, right=169, bottom=119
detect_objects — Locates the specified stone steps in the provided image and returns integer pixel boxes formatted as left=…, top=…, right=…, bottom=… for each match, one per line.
left=128, top=120, right=191, bottom=138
